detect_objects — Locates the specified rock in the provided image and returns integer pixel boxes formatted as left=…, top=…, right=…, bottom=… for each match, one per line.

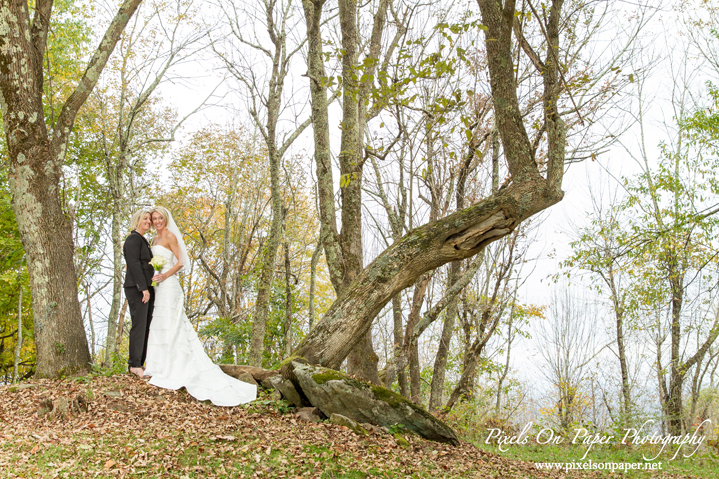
left=236, top=371, right=258, bottom=386
left=296, top=407, right=324, bottom=423
left=330, top=413, right=368, bottom=436
left=363, top=423, right=387, bottom=435
left=285, top=361, right=460, bottom=445
left=220, top=365, right=279, bottom=383
left=262, top=375, right=304, bottom=407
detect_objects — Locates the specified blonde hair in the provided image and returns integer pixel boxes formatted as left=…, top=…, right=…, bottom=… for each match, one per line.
left=129, top=209, right=151, bottom=231
left=151, top=206, right=170, bottom=224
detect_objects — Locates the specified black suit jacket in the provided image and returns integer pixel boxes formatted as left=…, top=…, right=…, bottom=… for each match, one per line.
left=123, top=230, right=154, bottom=292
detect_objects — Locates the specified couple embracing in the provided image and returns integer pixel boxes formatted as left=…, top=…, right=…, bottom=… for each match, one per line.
left=123, top=206, right=256, bottom=407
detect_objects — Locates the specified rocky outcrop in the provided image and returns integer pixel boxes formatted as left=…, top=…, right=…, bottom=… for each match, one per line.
left=296, top=406, right=324, bottom=422
left=330, top=413, right=369, bottom=436
left=284, top=361, right=460, bottom=445
left=261, top=375, right=306, bottom=407
left=220, top=365, right=278, bottom=383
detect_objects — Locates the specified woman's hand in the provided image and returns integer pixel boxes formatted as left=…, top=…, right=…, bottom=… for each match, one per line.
left=152, top=273, right=167, bottom=283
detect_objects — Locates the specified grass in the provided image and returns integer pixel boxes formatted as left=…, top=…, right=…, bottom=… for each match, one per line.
left=475, top=436, right=719, bottom=477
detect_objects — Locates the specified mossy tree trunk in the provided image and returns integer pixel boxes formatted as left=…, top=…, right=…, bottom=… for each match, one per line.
left=0, top=0, right=143, bottom=378
left=301, top=0, right=389, bottom=384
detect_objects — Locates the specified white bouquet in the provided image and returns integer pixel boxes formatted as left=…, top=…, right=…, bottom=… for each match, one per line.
left=149, top=256, right=167, bottom=287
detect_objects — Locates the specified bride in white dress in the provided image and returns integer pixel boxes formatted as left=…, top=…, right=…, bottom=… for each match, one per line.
left=143, top=206, right=256, bottom=407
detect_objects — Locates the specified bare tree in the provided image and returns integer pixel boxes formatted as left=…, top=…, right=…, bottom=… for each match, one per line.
left=214, top=0, right=312, bottom=367
left=536, top=287, right=602, bottom=430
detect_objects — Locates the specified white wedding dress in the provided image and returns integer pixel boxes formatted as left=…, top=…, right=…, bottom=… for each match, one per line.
left=144, top=245, right=256, bottom=406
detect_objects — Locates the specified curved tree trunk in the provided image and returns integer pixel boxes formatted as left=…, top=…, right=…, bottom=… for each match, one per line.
left=290, top=182, right=561, bottom=369
left=289, top=0, right=566, bottom=378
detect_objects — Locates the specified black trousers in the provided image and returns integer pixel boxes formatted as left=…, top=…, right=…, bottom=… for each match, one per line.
left=125, top=286, right=155, bottom=368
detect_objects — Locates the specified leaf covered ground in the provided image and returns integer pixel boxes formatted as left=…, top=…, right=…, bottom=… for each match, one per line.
left=0, top=374, right=699, bottom=478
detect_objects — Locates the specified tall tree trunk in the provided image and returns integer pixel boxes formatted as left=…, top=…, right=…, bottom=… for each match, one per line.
left=300, top=0, right=388, bottom=384
left=667, top=275, right=684, bottom=434
left=8, top=144, right=92, bottom=377
left=284, top=242, right=293, bottom=358
left=495, top=309, right=514, bottom=415
left=308, top=239, right=323, bottom=331
left=429, top=261, right=460, bottom=411
left=405, top=274, right=431, bottom=403
left=249, top=145, right=283, bottom=366
left=338, top=0, right=379, bottom=382
left=244, top=0, right=312, bottom=366
left=655, top=313, right=669, bottom=435
left=393, top=294, right=408, bottom=395
left=85, top=282, right=96, bottom=360
left=1, top=0, right=144, bottom=377
left=12, top=273, right=23, bottom=384
left=614, top=298, right=631, bottom=418
left=105, top=202, right=124, bottom=364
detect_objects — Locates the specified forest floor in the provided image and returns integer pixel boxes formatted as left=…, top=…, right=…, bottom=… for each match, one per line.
left=0, top=374, right=707, bottom=478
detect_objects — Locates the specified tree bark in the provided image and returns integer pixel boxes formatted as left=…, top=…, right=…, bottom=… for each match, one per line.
left=609, top=272, right=631, bottom=418
left=308, top=239, right=323, bottom=331
left=337, top=0, right=379, bottom=382
left=0, top=0, right=144, bottom=378
left=105, top=196, right=124, bottom=364
left=283, top=242, right=293, bottom=358
left=249, top=147, right=283, bottom=366
left=405, top=273, right=431, bottom=403
left=85, top=282, right=96, bottom=360
left=429, top=261, right=460, bottom=411
left=12, top=273, right=23, bottom=383
left=116, top=299, right=128, bottom=348
left=392, top=294, right=408, bottom=395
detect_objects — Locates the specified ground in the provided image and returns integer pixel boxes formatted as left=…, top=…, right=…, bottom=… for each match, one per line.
left=0, top=374, right=703, bottom=478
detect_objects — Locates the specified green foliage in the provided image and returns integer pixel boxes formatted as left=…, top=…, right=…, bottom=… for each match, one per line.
left=43, top=0, right=93, bottom=123
left=90, top=352, right=130, bottom=378
left=0, top=169, right=35, bottom=382
left=199, top=316, right=251, bottom=364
